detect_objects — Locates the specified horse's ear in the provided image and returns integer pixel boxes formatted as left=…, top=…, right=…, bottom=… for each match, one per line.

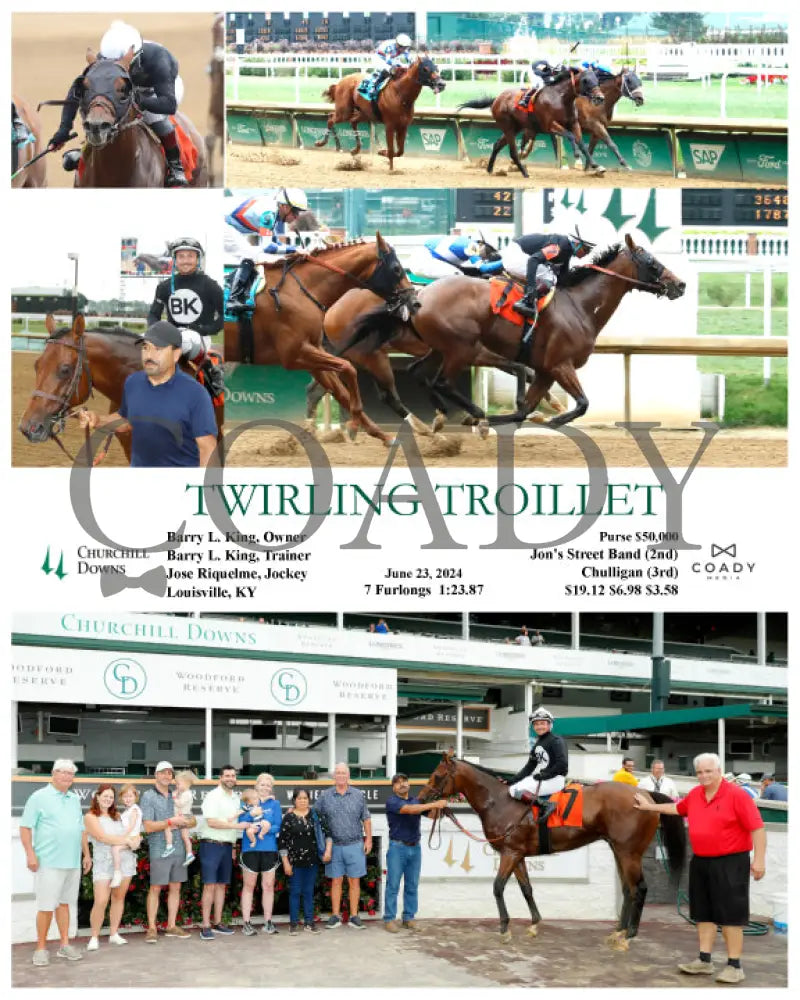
left=73, top=313, right=86, bottom=338
left=45, top=314, right=56, bottom=336
left=86, top=47, right=97, bottom=65
left=375, top=231, right=388, bottom=251
left=624, top=233, right=636, bottom=251
left=119, top=46, right=135, bottom=70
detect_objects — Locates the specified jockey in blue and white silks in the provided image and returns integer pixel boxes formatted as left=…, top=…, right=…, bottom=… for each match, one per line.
left=226, top=188, right=309, bottom=314
left=408, top=235, right=502, bottom=281
left=362, top=34, right=414, bottom=99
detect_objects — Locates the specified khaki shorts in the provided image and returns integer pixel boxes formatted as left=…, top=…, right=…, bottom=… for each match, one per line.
left=34, top=867, right=81, bottom=912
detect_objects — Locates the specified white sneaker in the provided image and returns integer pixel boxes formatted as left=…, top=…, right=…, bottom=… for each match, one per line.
left=110, top=871, right=123, bottom=888
left=108, top=933, right=127, bottom=946
left=86, top=938, right=99, bottom=952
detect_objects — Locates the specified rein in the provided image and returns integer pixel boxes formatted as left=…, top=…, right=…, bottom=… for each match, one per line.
left=586, top=263, right=664, bottom=293
left=428, top=806, right=511, bottom=848
left=268, top=248, right=406, bottom=312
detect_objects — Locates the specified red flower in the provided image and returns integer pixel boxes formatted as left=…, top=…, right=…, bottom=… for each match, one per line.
left=368, top=910, right=375, bottom=916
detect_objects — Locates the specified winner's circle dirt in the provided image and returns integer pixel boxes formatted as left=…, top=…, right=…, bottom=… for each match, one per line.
left=13, top=352, right=786, bottom=468
left=226, top=144, right=755, bottom=191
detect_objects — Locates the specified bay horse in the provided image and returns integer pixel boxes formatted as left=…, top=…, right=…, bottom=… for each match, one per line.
left=12, top=95, right=47, bottom=188
left=72, top=49, right=207, bottom=187
left=307, top=285, right=564, bottom=434
left=458, top=67, right=606, bottom=178
left=18, top=314, right=225, bottom=465
left=223, top=235, right=416, bottom=445
left=418, top=752, right=686, bottom=948
left=205, top=12, right=225, bottom=186
left=522, top=69, right=645, bottom=171
left=315, top=56, right=446, bottom=170
left=338, top=234, right=686, bottom=430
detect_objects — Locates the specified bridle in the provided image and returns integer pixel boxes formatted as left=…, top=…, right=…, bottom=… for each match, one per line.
left=621, top=72, right=644, bottom=104
left=587, top=245, right=668, bottom=295
left=80, top=59, right=140, bottom=148
left=31, top=332, right=98, bottom=462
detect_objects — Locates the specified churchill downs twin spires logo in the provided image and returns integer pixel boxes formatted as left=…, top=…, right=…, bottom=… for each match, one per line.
left=691, top=543, right=756, bottom=581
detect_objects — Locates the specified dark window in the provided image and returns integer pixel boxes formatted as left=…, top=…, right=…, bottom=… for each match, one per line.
left=131, top=742, right=146, bottom=761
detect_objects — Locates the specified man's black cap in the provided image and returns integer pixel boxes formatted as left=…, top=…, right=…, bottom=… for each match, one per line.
left=137, top=320, right=182, bottom=349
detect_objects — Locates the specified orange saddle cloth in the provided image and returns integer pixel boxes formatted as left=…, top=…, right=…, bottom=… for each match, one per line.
left=489, top=278, right=554, bottom=327
left=514, top=88, right=537, bottom=113
left=533, top=782, right=585, bottom=828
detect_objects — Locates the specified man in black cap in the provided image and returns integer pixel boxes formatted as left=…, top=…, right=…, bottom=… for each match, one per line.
left=383, top=774, right=447, bottom=933
left=78, top=320, right=218, bottom=467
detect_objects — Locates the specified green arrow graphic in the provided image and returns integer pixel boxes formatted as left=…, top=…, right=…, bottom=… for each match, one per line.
left=637, top=188, right=670, bottom=243
left=560, top=189, right=574, bottom=211
left=54, top=553, right=68, bottom=580
left=602, top=189, right=636, bottom=231
left=574, top=191, right=588, bottom=215
left=42, top=547, right=53, bottom=575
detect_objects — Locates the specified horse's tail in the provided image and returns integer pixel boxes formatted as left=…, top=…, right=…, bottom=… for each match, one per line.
left=322, top=84, right=337, bottom=103
left=337, top=304, right=406, bottom=356
left=651, top=791, right=686, bottom=887
left=457, top=97, right=495, bottom=112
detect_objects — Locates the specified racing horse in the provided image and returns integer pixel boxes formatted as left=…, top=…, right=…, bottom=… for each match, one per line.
left=315, top=56, right=446, bottom=170
left=18, top=314, right=225, bottom=465
left=418, top=752, right=686, bottom=949
left=458, top=67, right=606, bottom=178
left=68, top=49, right=207, bottom=187
left=306, top=285, right=565, bottom=434
left=223, top=235, right=417, bottom=445
left=205, top=12, right=225, bottom=186
left=337, top=235, right=686, bottom=430
left=522, top=69, right=645, bottom=171
left=11, top=95, right=47, bottom=188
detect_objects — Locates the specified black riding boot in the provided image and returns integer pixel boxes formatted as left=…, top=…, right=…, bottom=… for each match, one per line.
left=535, top=797, right=555, bottom=822
left=201, top=358, right=225, bottom=398
left=227, top=259, right=256, bottom=315
left=163, top=141, right=188, bottom=187
left=513, top=288, right=539, bottom=321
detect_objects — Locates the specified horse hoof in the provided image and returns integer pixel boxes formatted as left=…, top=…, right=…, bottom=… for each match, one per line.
left=406, top=413, right=432, bottom=437
left=593, top=166, right=607, bottom=176
left=624, top=163, right=633, bottom=171
left=383, top=437, right=396, bottom=449
left=302, top=419, right=318, bottom=437
left=610, top=937, right=630, bottom=953
left=477, top=420, right=491, bottom=440
left=500, top=931, right=512, bottom=943
left=346, top=422, right=359, bottom=441
left=313, top=139, right=327, bottom=148
left=527, top=925, right=538, bottom=938
left=432, top=411, right=447, bottom=433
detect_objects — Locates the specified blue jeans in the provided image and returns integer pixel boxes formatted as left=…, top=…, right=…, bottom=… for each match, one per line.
left=383, top=841, right=421, bottom=922
left=289, top=864, right=318, bottom=925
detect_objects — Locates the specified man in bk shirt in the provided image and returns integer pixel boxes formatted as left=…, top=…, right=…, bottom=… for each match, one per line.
left=634, top=751, right=766, bottom=985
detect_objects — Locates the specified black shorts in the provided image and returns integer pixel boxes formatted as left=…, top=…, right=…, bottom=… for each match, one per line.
left=689, top=852, right=750, bottom=927
left=240, top=850, right=280, bottom=875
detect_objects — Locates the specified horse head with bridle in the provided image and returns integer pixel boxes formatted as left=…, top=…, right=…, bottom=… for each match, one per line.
left=316, top=55, right=446, bottom=170
left=417, top=750, right=686, bottom=949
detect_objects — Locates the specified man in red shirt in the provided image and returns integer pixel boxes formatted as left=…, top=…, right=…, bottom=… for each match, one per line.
left=634, top=751, right=766, bottom=984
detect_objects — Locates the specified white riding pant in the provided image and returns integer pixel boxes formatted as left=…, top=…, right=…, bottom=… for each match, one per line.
left=510, top=774, right=566, bottom=799
left=180, top=329, right=210, bottom=360
left=500, top=241, right=530, bottom=282
left=408, top=247, right=465, bottom=280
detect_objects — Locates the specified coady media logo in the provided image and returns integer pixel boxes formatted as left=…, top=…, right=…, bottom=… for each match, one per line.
left=691, top=543, right=756, bottom=581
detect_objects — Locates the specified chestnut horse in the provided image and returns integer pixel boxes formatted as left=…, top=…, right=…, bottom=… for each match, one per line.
left=418, top=752, right=686, bottom=948
left=12, top=96, right=47, bottom=188
left=307, top=285, right=564, bottom=434
left=205, top=12, right=225, bottom=186
left=223, top=235, right=415, bottom=445
left=458, top=67, right=606, bottom=178
left=522, top=69, right=645, bottom=171
left=18, top=314, right=225, bottom=465
left=315, top=56, right=446, bottom=170
left=339, top=235, right=686, bottom=430
left=72, top=49, right=207, bottom=187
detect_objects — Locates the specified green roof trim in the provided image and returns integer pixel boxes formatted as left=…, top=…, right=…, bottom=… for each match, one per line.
left=555, top=703, right=787, bottom=736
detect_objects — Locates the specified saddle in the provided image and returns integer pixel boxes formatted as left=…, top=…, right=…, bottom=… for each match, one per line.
left=489, top=278, right=554, bottom=327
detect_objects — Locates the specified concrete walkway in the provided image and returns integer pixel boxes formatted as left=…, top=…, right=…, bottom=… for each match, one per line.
left=13, top=908, right=787, bottom=989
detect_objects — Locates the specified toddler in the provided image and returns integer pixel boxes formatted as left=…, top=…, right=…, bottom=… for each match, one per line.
left=239, top=788, right=269, bottom=848
left=163, top=770, right=196, bottom=866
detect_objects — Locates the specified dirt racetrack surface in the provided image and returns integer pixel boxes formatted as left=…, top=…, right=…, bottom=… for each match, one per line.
left=13, top=351, right=785, bottom=469
left=12, top=13, right=217, bottom=188
left=227, top=144, right=761, bottom=191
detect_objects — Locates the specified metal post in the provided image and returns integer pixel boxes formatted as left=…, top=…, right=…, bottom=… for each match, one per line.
left=461, top=613, right=470, bottom=640
left=11, top=701, right=18, bottom=770
left=763, top=268, right=772, bottom=383
left=524, top=683, right=534, bottom=719
left=650, top=613, right=670, bottom=713
left=718, top=716, right=726, bottom=773
left=623, top=352, right=632, bottom=424
left=386, top=714, right=397, bottom=778
left=205, top=707, right=213, bottom=779
left=571, top=612, right=580, bottom=650
left=281, top=720, right=288, bottom=749
left=67, top=253, right=79, bottom=319
left=327, top=712, right=336, bottom=776
left=456, top=703, right=464, bottom=757
left=756, top=612, right=766, bottom=665
left=336, top=611, right=344, bottom=630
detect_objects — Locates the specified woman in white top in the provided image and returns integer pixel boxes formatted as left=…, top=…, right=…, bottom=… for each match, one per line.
left=83, top=784, right=142, bottom=951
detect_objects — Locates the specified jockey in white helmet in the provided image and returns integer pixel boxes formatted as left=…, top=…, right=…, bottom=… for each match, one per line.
left=507, top=707, right=568, bottom=821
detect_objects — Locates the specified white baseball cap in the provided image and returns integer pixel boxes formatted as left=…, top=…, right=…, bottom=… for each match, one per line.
left=155, top=761, right=175, bottom=773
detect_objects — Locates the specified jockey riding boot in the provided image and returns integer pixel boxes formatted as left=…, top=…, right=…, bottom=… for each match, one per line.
left=200, top=357, right=225, bottom=398
left=517, top=790, right=536, bottom=806
left=62, top=150, right=82, bottom=172
left=161, top=131, right=188, bottom=187
left=227, top=259, right=256, bottom=316
left=12, top=110, right=29, bottom=144
left=535, top=797, right=555, bottom=822
left=513, top=286, right=539, bottom=321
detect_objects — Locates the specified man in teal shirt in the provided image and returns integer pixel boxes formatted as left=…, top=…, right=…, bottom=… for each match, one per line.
left=20, top=760, right=92, bottom=966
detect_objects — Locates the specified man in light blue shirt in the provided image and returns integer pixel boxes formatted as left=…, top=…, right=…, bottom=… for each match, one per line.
left=19, top=759, right=92, bottom=967
left=760, top=776, right=788, bottom=801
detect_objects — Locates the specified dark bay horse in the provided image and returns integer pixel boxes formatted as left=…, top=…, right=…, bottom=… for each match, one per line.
left=12, top=95, right=47, bottom=188
left=522, top=69, right=645, bottom=171
left=73, top=49, right=207, bottom=187
left=18, top=313, right=225, bottom=465
left=458, top=67, right=606, bottom=178
left=340, top=234, right=685, bottom=430
left=418, top=752, right=686, bottom=948
left=205, top=12, right=225, bottom=186
left=315, top=56, right=446, bottom=170
left=223, top=235, right=415, bottom=445
left=308, top=285, right=564, bottom=434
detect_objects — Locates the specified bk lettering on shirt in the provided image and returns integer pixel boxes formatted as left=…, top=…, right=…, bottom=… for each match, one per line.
left=168, top=289, right=203, bottom=323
